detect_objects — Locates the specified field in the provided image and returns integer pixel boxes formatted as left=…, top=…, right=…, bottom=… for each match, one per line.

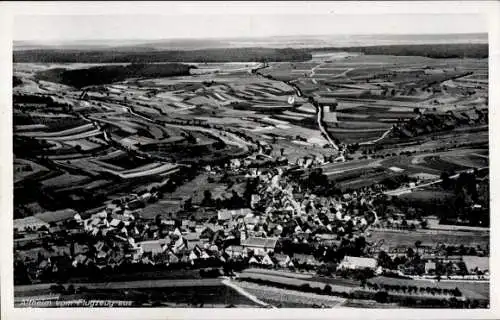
left=237, top=270, right=357, bottom=293
left=367, top=229, right=489, bottom=248
left=11, top=36, right=492, bottom=312
left=368, top=276, right=489, bottom=300
left=235, top=281, right=345, bottom=308
left=15, top=279, right=260, bottom=307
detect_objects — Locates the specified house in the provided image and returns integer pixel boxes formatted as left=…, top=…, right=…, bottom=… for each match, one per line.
left=166, top=251, right=180, bottom=264
left=217, top=210, right=233, bottom=222
left=200, top=227, right=215, bottom=241
left=182, top=220, right=196, bottom=230
left=161, top=219, right=177, bottom=231
left=74, top=213, right=82, bottom=223
left=230, top=158, right=242, bottom=169
left=293, top=253, right=321, bottom=267
left=240, top=237, right=278, bottom=256
left=225, top=245, right=246, bottom=258
left=188, top=246, right=211, bottom=262
left=248, top=255, right=261, bottom=265
left=136, top=240, right=167, bottom=256
left=189, top=246, right=203, bottom=261
left=338, top=256, right=378, bottom=270
left=425, top=261, right=436, bottom=274
left=72, top=254, right=89, bottom=267
left=109, top=219, right=121, bottom=228
left=273, top=254, right=292, bottom=268
left=183, top=231, right=200, bottom=242
left=261, top=254, right=275, bottom=267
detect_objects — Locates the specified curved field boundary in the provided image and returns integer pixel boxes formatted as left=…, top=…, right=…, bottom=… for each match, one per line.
left=17, top=123, right=95, bottom=138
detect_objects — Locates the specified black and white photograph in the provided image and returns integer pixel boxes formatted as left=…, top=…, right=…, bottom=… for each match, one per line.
left=1, top=1, right=499, bottom=318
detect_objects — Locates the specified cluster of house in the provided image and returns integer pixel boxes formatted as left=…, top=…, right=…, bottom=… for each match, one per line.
left=14, top=149, right=490, bottom=282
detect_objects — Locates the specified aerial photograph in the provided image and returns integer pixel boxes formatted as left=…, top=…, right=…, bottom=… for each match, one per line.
left=11, top=8, right=489, bottom=309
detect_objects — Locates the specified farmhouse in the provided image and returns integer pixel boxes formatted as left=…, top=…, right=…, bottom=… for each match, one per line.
left=293, top=253, right=322, bottom=267
left=338, top=256, right=378, bottom=270
left=241, top=236, right=278, bottom=256
left=425, top=261, right=437, bottom=274
left=274, top=254, right=293, bottom=268
left=225, top=245, right=247, bottom=258
left=217, top=210, right=233, bottom=222
left=136, top=240, right=167, bottom=255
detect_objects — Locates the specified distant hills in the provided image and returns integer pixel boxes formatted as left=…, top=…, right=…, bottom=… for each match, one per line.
left=13, top=33, right=488, bottom=63
left=14, top=33, right=487, bottom=51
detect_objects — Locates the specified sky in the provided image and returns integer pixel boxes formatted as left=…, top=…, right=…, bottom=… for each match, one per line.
left=14, top=13, right=487, bottom=42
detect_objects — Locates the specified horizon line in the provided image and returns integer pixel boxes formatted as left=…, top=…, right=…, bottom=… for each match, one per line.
left=13, top=32, right=488, bottom=44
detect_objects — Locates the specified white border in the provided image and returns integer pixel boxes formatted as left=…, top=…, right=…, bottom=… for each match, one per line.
left=1, top=1, right=499, bottom=319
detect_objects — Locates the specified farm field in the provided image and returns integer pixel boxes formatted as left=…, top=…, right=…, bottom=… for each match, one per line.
left=15, top=281, right=260, bottom=307
left=236, top=271, right=357, bottom=293
left=12, top=35, right=489, bottom=310
left=235, top=281, right=345, bottom=308
left=367, top=229, right=489, bottom=248
left=367, top=276, right=489, bottom=300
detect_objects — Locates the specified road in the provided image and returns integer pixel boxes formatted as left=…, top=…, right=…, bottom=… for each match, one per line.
left=255, top=67, right=339, bottom=150
left=316, top=101, right=340, bottom=150
left=359, top=127, right=393, bottom=145
left=122, top=104, right=255, bottom=152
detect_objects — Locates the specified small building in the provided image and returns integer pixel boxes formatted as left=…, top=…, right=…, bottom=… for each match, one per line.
left=225, top=245, right=246, bottom=258
left=240, top=237, right=278, bottom=256
left=248, top=255, right=261, bottom=265
left=338, top=256, right=377, bottom=270
left=425, top=261, right=436, bottom=274
left=261, top=254, right=275, bottom=267
left=217, top=210, right=233, bottom=222
left=274, top=254, right=292, bottom=268
left=136, top=240, right=167, bottom=256
left=293, top=253, right=321, bottom=267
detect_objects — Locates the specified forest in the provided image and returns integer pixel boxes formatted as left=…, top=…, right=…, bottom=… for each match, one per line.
left=14, top=47, right=312, bottom=63
left=314, top=43, right=488, bottom=59
left=35, top=63, right=193, bottom=88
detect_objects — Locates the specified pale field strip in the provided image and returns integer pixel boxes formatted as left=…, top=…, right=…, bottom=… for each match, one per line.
left=237, top=272, right=356, bottom=293
left=17, top=123, right=94, bottom=138
left=37, top=129, right=102, bottom=141
left=237, top=282, right=345, bottom=307
left=62, top=139, right=102, bottom=151
left=15, top=279, right=223, bottom=292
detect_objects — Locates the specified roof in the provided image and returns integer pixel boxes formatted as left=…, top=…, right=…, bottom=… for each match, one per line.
left=462, top=256, right=489, bottom=271
left=183, top=232, right=200, bottom=241
left=218, top=210, right=232, bottom=221
left=293, top=253, right=316, bottom=261
left=273, top=254, right=290, bottom=263
left=341, top=256, right=377, bottom=269
left=137, top=240, right=166, bottom=253
left=35, top=209, right=78, bottom=223
left=225, top=245, right=244, bottom=253
left=241, top=237, right=278, bottom=249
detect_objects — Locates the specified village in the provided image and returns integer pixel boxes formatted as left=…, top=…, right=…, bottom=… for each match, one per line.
left=14, top=146, right=490, bottom=308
